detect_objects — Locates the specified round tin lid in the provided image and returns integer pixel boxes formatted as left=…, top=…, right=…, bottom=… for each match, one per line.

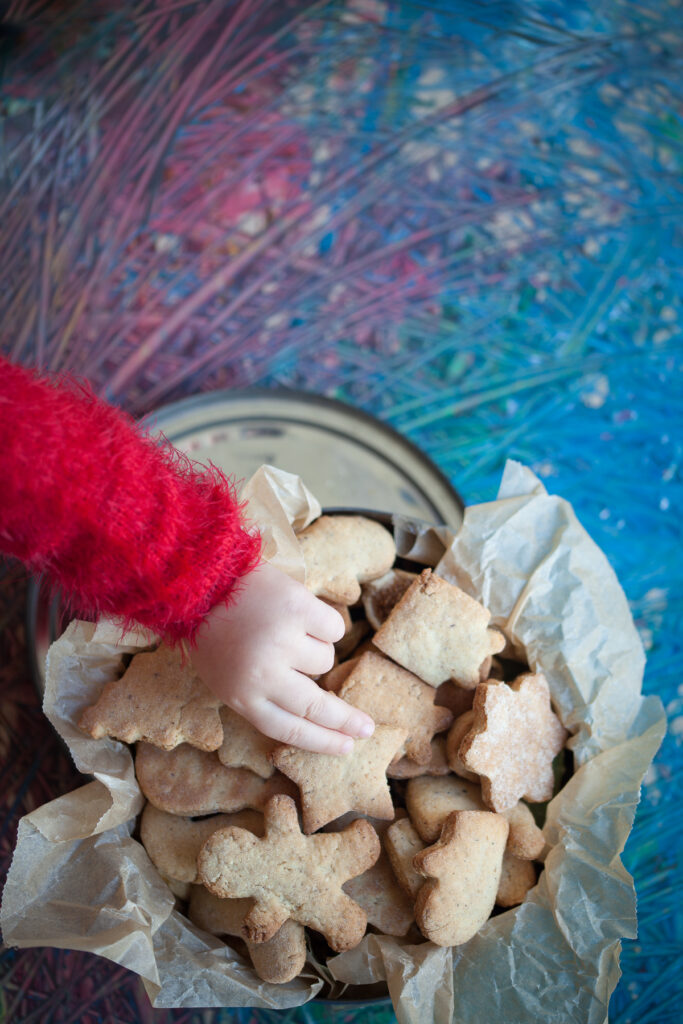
left=27, top=389, right=464, bottom=692
left=143, top=388, right=464, bottom=524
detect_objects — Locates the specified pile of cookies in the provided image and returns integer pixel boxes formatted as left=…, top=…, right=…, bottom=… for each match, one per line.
left=78, top=514, right=568, bottom=988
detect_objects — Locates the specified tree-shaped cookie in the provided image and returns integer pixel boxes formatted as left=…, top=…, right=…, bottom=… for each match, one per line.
left=413, top=809, right=509, bottom=946
left=297, top=515, right=396, bottom=604
left=459, top=673, right=568, bottom=812
left=197, top=794, right=381, bottom=952
left=271, top=723, right=408, bottom=833
left=338, top=651, right=453, bottom=765
left=79, top=644, right=223, bottom=751
left=374, top=569, right=505, bottom=688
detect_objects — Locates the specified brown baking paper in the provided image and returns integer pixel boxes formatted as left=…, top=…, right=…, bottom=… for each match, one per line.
left=1, top=461, right=665, bottom=1019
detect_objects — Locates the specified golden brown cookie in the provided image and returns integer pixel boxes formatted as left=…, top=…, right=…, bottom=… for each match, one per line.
left=217, top=706, right=275, bottom=779
left=459, top=673, right=568, bottom=812
left=404, top=773, right=543, bottom=858
left=335, top=619, right=371, bottom=661
left=140, top=803, right=264, bottom=883
left=271, top=724, right=408, bottom=833
left=343, top=846, right=414, bottom=938
left=434, top=680, right=475, bottom=718
left=188, top=887, right=307, bottom=985
left=298, top=515, right=396, bottom=605
left=387, top=736, right=451, bottom=779
left=405, top=775, right=484, bottom=842
left=373, top=569, right=505, bottom=688
left=445, top=710, right=479, bottom=782
left=318, top=657, right=359, bottom=693
left=496, top=851, right=537, bottom=907
left=502, top=801, right=545, bottom=861
left=413, top=809, right=508, bottom=946
left=135, top=742, right=296, bottom=816
left=384, top=816, right=426, bottom=900
left=197, top=794, right=381, bottom=952
left=188, top=884, right=253, bottom=937
left=361, top=569, right=418, bottom=630
left=79, top=644, right=223, bottom=751
left=338, top=652, right=453, bottom=765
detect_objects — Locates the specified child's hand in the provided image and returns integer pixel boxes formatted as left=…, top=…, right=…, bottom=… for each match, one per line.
left=190, top=561, right=375, bottom=755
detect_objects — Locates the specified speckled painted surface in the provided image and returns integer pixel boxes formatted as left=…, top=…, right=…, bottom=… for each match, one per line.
left=1, top=1, right=681, bottom=1021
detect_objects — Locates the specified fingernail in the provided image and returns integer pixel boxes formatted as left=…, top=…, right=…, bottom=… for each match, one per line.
left=358, top=720, right=375, bottom=738
left=340, top=738, right=354, bottom=754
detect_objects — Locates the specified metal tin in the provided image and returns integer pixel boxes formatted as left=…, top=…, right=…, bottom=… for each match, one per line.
left=26, top=388, right=464, bottom=693
left=27, top=498, right=452, bottom=1011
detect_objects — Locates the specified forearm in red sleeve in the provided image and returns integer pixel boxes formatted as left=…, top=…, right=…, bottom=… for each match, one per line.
left=0, top=356, right=261, bottom=641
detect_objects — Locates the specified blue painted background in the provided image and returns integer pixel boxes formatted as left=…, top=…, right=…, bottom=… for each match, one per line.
left=0, top=1, right=681, bottom=1021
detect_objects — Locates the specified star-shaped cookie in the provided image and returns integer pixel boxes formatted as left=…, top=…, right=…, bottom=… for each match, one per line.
left=338, top=651, right=453, bottom=765
left=79, top=644, right=223, bottom=751
left=271, top=723, right=408, bottom=833
left=459, top=673, right=568, bottom=812
left=197, top=794, right=381, bottom=951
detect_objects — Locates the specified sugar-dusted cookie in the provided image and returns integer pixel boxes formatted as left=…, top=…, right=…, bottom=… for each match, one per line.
left=459, top=673, right=568, bottom=812
left=271, top=724, right=408, bottom=833
left=405, top=775, right=484, bottom=843
left=79, top=644, right=223, bottom=751
left=385, top=816, right=426, bottom=900
left=361, top=569, right=418, bottom=630
left=217, top=706, right=274, bottom=779
left=387, top=736, right=450, bottom=779
left=413, top=809, right=508, bottom=946
left=140, top=803, right=264, bottom=882
left=338, top=652, right=453, bottom=765
left=197, top=794, right=380, bottom=952
left=373, top=569, right=505, bottom=689
left=496, top=851, right=537, bottom=907
left=135, top=742, right=296, bottom=816
left=445, top=710, right=479, bottom=782
left=298, top=515, right=396, bottom=605
left=187, top=886, right=307, bottom=984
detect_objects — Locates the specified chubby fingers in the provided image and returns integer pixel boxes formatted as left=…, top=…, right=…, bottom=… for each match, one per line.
left=304, top=593, right=346, bottom=643
left=280, top=672, right=374, bottom=743
left=246, top=674, right=375, bottom=755
left=255, top=704, right=357, bottom=755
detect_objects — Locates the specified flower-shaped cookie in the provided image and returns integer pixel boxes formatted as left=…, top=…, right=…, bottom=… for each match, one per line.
left=459, top=673, right=568, bottom=812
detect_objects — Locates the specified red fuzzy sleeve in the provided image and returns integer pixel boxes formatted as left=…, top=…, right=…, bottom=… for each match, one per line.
left=0, top=356, right=261, bottom=641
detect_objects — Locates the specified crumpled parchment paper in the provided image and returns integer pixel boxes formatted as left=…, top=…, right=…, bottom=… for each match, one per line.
left=1, top=461, right=665, bottom=1020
